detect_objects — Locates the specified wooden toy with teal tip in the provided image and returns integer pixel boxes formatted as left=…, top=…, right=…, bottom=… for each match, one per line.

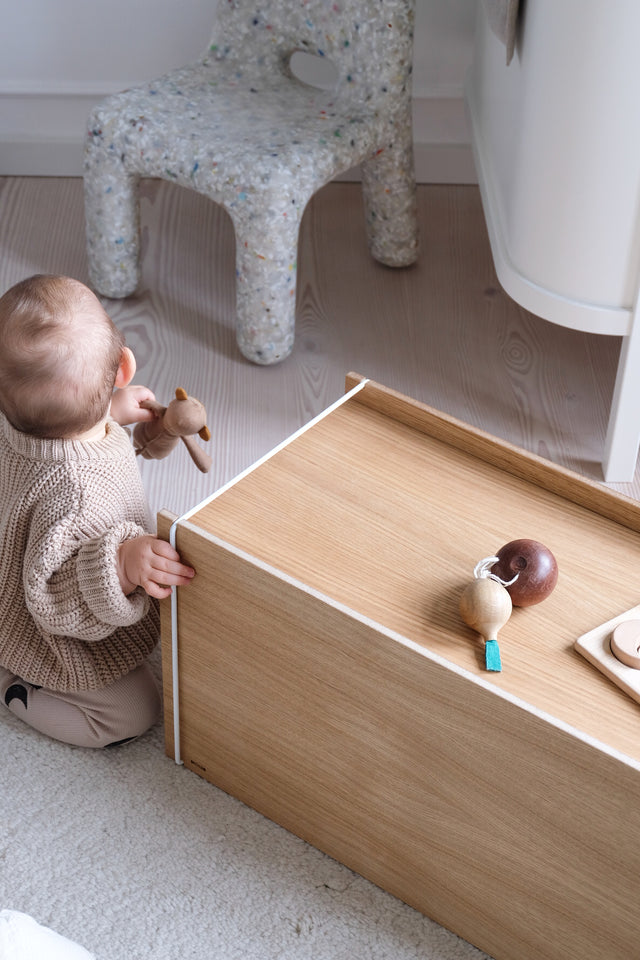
left=459, top=561, right=512, bottom=672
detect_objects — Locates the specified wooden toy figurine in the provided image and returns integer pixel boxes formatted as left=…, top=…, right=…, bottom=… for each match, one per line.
left=460, top=565, right=512, bottom=672
left=133, top=388, right=212, bottom=473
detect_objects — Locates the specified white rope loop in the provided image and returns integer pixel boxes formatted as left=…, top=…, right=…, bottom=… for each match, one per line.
left=473, top=555, right=519, bottom=587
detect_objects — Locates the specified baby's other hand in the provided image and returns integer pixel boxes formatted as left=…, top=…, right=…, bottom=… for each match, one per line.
left=110, top=385, right=158, bottom=426
left=118, top=536, right=196, bottom=599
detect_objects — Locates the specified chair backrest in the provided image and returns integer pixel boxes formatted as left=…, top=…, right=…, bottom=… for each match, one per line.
left=206, top=0, right=415, bottom=101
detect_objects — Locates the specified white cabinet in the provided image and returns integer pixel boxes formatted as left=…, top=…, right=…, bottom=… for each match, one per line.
left=466, top=0, right=640, bottom=480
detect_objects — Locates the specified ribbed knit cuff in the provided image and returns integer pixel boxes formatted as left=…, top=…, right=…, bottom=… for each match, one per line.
left=77, top=522, right=150, bottom=628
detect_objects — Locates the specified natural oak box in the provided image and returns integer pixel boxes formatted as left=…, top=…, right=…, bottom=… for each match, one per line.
left=159, top=375, right=640, bottom=960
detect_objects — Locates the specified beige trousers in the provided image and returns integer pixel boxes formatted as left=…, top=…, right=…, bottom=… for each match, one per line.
left=0, top=662, right=161, bottom=748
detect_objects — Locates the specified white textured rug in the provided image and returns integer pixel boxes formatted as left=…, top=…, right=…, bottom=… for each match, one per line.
left=0, top=648, right=490, bottom=960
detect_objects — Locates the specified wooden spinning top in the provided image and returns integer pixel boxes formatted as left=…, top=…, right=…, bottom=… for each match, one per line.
left=459, top=576, right=512, bottom=672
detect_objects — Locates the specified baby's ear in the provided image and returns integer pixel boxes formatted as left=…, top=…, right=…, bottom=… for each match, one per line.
left=114, top=347, right=136, bottom=388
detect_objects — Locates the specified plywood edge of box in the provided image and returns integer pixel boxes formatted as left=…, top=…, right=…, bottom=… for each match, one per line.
left=158, top=509, right=178, bottom=761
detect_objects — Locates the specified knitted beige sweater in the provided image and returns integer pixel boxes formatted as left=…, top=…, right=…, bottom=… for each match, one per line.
left=0, top=411, right=159, bottom=691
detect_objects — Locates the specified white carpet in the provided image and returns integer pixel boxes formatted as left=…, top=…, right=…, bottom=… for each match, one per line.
left=0, top=648, right=490, bottom=960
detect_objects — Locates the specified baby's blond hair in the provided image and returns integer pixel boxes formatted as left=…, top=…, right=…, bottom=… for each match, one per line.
left=0, top=274, right=125, bottom=439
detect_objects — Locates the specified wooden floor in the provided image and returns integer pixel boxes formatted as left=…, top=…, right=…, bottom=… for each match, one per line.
left=1, top=175, right=637, bottom=521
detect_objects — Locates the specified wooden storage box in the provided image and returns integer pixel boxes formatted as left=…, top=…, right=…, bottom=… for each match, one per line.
left=159, top=375, right=640, bottom=960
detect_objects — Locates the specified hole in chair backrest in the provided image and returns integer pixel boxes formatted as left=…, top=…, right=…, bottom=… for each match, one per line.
left=290, top=51, right=339, bottom=89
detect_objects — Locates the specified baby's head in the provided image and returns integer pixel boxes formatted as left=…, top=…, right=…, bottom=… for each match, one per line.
left=0, top=274, right=126, bottom=439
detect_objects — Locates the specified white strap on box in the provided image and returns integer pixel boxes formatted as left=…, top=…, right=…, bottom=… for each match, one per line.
left=168, top=378, right=369, bottom=765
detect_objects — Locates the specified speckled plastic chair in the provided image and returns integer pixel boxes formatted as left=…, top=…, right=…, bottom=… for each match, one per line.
left=84, top=1, right=418, bottom=365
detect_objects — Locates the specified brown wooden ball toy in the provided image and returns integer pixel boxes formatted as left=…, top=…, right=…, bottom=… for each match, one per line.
left=133, top=387, right=212, bottom=473
left=490, top=539, right=558, bottom=607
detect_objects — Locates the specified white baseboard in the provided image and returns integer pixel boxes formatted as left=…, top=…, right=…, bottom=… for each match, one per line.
left=0, top=137, right=85, bottom=177
left=0, top=93, right=476, bottom=184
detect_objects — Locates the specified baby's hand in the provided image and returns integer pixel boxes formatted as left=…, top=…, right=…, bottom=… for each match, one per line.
left=118, top=536, right=195, bottom=599
left=110, top=385, right=158, bottom=426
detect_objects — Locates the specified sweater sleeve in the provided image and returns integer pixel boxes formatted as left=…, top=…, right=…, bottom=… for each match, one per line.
left=77, top=521, right=151, bottom=628
left=24, top=518, right=150, bottom=642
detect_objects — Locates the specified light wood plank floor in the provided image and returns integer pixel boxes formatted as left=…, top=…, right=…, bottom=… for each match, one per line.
left=0, top=175, right=636, bottom=522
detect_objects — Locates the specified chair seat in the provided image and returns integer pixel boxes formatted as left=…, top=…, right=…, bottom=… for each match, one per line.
left=92, top=62, right=382, bottom=201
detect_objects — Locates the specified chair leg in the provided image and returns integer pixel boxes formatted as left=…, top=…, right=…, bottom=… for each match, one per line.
left=232, top=207, right=300, bottom=365
left=360, top=113, right=419, bottom=268
left=84, top=128, right=141, bottom=298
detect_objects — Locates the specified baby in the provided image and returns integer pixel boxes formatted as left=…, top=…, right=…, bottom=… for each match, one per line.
left=0, top=274, right=195, bottom=747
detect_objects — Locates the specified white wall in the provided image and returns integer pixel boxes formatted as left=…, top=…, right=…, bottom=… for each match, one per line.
left=0, top=0, right=477, bottom=182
